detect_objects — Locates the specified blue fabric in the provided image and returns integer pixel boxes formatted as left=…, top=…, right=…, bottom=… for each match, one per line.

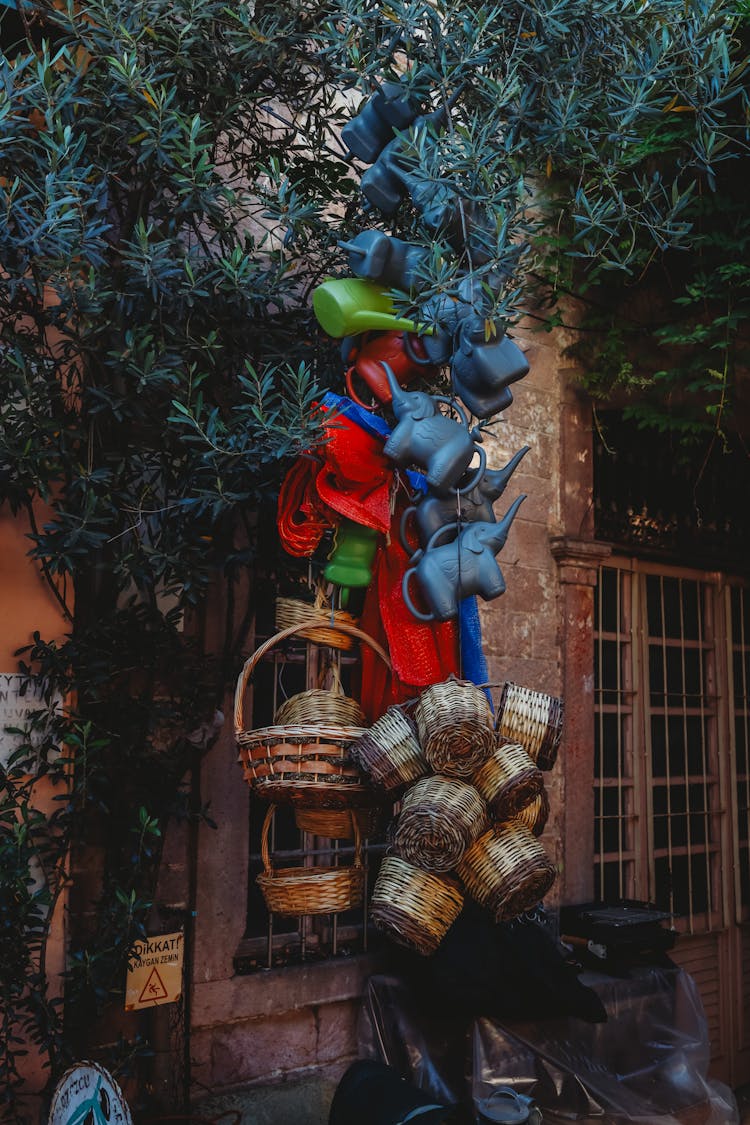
left=320, top=391, right=392, bottom=440
left=459, top=596, right=491, bottom=707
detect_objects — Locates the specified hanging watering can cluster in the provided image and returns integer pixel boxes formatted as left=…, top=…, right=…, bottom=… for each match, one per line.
left=238, top=70, right=567, bottom=936
left=279, top=77, right=533, bottom=662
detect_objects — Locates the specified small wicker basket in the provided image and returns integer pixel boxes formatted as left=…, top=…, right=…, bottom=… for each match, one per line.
left=256, top=805, right=364, bottom=916
left=415, top=678, right=494, bottom=778
left=392, top=775, right=488, bottom=872
left=294, top=806, right=384, bottom=839
left=514, top=788, right=550, bottom=838
left=235, top=621, right=390, bottom=809
left=275, top=594, right=359, bottom=652
left=371, top=855, right=464, bottom=955
left=348, top=706, right=427, bottom=792
left=473, top=739, right=544, bottom=820
left=496, top=682, right=564, bottom=771
left=273, top=664, right=365, bottom=728
left=457, top=820, right=556, bottom=922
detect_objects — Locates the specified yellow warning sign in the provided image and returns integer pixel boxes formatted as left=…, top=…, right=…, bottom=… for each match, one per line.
left=125, top=931, right=183, bottom=1011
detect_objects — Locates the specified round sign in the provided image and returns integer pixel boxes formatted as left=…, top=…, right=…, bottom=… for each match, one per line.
left=48, top=1062, right=132, bottom=1125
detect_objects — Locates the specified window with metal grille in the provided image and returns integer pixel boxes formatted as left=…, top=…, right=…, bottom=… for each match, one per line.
left=593, top=561, right=750, bottom=934
left=235, top=623, right=388, bottom=973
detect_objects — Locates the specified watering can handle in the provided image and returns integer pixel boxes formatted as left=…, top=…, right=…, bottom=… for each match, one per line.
left=399, top=505, right=421, bottom=556
left=456, top=445, right=486, bottom=495
left=402, top=567, right=435, bottom=622
left=344, top=366, right=376, bottom=411
left=430, top=393, right=469, bottom=428
left=403, top=331, right=440, bottom=366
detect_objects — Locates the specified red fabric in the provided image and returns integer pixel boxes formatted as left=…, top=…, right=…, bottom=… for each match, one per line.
left=277, top=457, right=337, bottom=557
left=358, top=506, right=460, bottom=723
left=315, top=413, right=392, bottom=535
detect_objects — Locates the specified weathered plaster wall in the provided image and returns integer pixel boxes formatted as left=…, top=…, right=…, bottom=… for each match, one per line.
left=0, top=504, right=70, bottom=1111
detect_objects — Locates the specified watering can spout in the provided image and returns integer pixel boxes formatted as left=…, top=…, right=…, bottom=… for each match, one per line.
left=337, top=239, right=365, bottom=257
left=494, top=445, right=530, bottom=493
left=490, top=493, right=526, bottom=549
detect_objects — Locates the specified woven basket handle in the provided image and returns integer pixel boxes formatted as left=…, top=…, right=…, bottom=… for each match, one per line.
left=260, top=804, right=363, bottom=877
left=234, top=620, right=391, bottom=735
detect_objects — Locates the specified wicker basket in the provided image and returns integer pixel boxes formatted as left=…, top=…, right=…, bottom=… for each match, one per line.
left=348, top=706, right=427, bottom=792
left=514, top=787, right=550, bottom=838
left=235, top=621, right=390, bottom=809
left=294, top=806, right=384, bottom=839
left=414, top=678, right=494, bottom=778
left=496, top=682, right=564, bottom=771
left=256, top=805, right=364, bottom=915
left=473, top=739, right=544, bottom=819
left=273, top=666, right=365, bottom=728
left=371, top=855, right=464, bottom=955
left=392, top=775, right=488, bottom=872
left=457, top=820, right=556, bottom=922
left=275, top=595, right=359, bottom=652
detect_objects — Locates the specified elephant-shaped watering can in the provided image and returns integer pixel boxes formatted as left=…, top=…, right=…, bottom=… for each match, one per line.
left=451, top=320, right=530, bottom=419
left=402, top=495, right=525, bottom=622
left=341, top=80, right=421, bottom=164
left=381, top=363, right=486, bottom=496
left=400, top=446, right=529, bottom=551
left=338, top=229, right=430, bottom=292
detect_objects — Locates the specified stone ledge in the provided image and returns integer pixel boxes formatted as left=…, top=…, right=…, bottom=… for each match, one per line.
left=192, top=953, right=381, bottom=1028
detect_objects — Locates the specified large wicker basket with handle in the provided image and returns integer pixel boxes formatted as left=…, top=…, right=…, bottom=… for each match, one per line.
left=235, top=621, right=390, bottom=809
left=256, top=805, right=364, bottom=916
left=371, top=855, right=463, bottom=955
left=457, top=820, right=556, bottom=922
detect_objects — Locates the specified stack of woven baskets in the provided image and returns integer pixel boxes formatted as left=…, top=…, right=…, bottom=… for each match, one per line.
left=234, top=599, right=391, bottom=919
left=350, top=676, right=563, bottom=955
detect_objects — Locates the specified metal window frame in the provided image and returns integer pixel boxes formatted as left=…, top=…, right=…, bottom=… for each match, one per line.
left=593, top=556, right=748, bottom=936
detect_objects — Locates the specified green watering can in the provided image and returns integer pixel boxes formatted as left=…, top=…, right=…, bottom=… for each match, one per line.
left=324, top=520, right=379, bottom=604
left=313, top=278, right=421, bottom=338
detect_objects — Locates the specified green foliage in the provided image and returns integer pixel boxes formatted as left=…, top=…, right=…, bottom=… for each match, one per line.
left=0, top=0, right=748, bottom=1116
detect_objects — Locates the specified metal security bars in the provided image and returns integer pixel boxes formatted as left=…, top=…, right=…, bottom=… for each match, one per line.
left=593, top=560, right=739, bottom=934
left=730, top=585, right=750, bottom=923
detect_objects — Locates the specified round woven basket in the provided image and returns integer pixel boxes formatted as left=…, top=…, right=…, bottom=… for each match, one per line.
left=473, top=739, right=544, bottom=819
left=274, top=686, right=365, bottom=728
left=235, top=621, right=390, bottom=809
left=371, top=855, right=464, bottom=956
left=514, top=788, right=550, bottom=838
left=294, top=806, right=384, bottom=839
left=348, top=706, right=427, bottom=792
left=256, top=805, right=364, bottom=916
left=414, top=678, right=494, bottom=778
left=392, top=775, right=488, bottom=872
left=275, top=595, right=359, bottom=652
left=496, top=682, right=564, bottom=771
left=456, top=820, right=556, bottom=922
